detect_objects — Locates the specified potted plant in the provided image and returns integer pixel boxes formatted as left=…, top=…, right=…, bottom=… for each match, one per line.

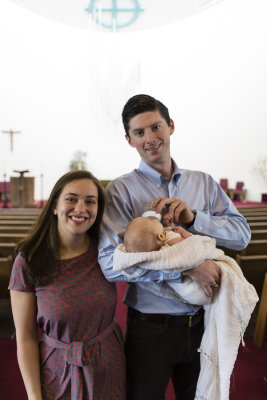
left=253, top=157, right=267, bottom=202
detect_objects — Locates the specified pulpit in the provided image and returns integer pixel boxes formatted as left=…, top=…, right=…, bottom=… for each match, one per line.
left=10, top=170, right=35, bottom=208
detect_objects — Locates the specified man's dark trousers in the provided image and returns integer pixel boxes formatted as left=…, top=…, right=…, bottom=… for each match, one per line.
left=125, top=307, right=204, bottom=400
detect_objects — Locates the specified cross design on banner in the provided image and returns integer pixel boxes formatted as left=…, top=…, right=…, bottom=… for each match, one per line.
left=85, top=0, right=144, bottom=30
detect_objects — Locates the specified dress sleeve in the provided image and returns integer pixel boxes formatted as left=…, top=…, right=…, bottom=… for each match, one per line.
left=8, top=253, right=35, bottom=292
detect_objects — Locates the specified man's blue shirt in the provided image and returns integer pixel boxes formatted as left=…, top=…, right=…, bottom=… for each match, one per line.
left=98, top=160, right=251, bottom=315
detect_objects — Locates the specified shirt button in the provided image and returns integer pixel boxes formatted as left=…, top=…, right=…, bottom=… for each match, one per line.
left=156, top=184, right=160, bottom=188
left=199, top=226, right=203, bottom=230
left=168, top=274, right=172, bottom=278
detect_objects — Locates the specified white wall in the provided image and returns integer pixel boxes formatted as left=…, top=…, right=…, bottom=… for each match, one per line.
left=0, top=0, right=266, bottom=201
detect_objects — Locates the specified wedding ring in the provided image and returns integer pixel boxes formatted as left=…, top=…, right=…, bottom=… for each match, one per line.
left=214, top=284, right=220, bottom=289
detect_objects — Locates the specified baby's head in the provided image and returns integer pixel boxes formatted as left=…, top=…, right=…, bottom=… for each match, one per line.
left=124, top=217, right=165, bottom=253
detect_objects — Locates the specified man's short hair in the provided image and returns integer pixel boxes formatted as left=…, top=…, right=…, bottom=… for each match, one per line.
left=122, top=94, right=171, bottom=136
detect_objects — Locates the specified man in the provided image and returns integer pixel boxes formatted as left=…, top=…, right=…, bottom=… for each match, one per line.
left=98, top=94, right=250, bottom=400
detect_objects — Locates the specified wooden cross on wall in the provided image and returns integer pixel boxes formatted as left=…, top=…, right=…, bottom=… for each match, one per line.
left=2, top=129, right=21, bottom=152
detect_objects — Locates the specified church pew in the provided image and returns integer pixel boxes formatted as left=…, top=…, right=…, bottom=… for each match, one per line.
left=236, top=254, right=267, bottom=337
left=249, top=222, right=267, bottom=230
left=221, top=238, right=267, bottom=259
left=245, top=216, right=267, bottom=223
left=251, top=230, right=267, bottom=240
left=239, top=206, right=267, bottom=211
left=0, top=233, right=27, bottom=243
left=238, top=206, right=267, bottom=212
left=0, top=256, right=13, bottom=298
left=236, top=254, right=267, bottom=297
left=0, top=220, right=34, bottom=227
left=0, top=208, right=40, bottom=215
left=0, top=215, right=37, bottom=221
left=240, top=240, right=267, bottom=256
left=238, top=206, right=267, bottom=211
left=0, top=243, right=16, bottom=258
left=253, top=272, right=267, bottom=348
left=0, top=226, right=31, bottom=234
left=240, top=211, right=267, bottom=217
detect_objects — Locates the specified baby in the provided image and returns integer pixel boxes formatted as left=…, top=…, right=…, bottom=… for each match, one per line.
left=114, top=216, right=223, bottom=305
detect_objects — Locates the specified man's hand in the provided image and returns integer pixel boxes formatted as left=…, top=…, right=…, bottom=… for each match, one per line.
left=152, top=197, right=195, bottom=226
left=182, top=259, right=221, bottom=297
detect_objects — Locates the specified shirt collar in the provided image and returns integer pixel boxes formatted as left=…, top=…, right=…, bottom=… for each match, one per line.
left=139, top=160, right=181, bottom=184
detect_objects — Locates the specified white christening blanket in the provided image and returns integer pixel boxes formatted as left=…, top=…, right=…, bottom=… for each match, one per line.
left=114, top=235, right=224, bottom=305
left=113, top=235, right=258, bottom=400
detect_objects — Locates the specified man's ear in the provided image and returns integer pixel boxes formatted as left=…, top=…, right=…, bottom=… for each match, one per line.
left=54, top=208, right=57, bottom=215
left=125, top=134, right=135, bottom=148
left=169, top=119, right=175, bottom=136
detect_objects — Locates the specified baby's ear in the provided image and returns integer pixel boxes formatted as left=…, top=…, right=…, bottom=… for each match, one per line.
left=157, top=232, right=165, bottom=242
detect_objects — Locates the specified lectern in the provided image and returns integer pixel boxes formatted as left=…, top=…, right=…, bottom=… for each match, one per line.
left=10, top=170, right=35, bottom=208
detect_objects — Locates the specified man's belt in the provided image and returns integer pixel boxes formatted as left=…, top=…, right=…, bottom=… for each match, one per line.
left=128, top=307, right=204, bottom=327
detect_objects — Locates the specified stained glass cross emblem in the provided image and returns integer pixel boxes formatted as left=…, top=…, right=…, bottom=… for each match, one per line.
left=85, top=0, right=144, bottom=30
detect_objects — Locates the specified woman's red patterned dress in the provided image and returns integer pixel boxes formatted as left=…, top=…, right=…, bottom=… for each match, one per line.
left=9, top=247, right=126, bottom=400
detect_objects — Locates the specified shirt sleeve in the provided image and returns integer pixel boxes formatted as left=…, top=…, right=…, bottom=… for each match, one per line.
left=98, top=179, right=182, bottom=283
left=185, top=175, right=251, bottom=250
left=8, top=253, right=35, bottom=292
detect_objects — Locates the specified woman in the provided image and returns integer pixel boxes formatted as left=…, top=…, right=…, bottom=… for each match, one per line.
left=9, top=170, right=126, bottom=400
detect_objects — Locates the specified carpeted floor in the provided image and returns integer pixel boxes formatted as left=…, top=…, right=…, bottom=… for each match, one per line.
left=0, top=298, right=15, bottom=339
left=115, top=282, right=267, bottom=400
left=230, top=340, right=267, bottom=400
left=0, top=283, right=266, bottom=399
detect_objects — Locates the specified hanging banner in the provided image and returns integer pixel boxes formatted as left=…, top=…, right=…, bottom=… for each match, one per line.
left=10, top=0, right=223, bottom=32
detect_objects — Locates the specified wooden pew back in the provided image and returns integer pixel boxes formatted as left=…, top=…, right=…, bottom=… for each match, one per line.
left=251, top=230, right=267, bottom=240
left=0, top=243, right=16, bottom=258
left=0, top=215, right=37, bottom=221
left=0, top=256, right=13, bottom=298
left=238, top=206, right=267, bottom=213
left=236, top=254, right=267, bottom=297
left=0, top=226, right=31, bottom=234
left=249, top=222, right=267, bottom=230
left=236, top=254, right=267, bottom=337
left=0, top=220, right=34, bottom=227
left=245, top=216, right=267, bottom=223
left=0, top=208, right=40, bottom=216
left=0, top=233, right=27, bottom=243
left=241, top=240, right=267, bottom=256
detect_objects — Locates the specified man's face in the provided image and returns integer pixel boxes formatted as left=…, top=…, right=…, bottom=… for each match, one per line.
left=126, top=110, right=174, bottom=170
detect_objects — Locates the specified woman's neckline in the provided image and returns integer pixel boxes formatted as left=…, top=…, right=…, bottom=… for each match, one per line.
left=59, top=248, right=90, bottom=261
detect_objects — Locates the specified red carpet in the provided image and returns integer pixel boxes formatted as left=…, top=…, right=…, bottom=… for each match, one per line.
left=115, top=282, right=267, bottom=400
left=230, top=340, right=267, bottom=400
left=0, top=283, right=266, bottom=399
left=0, top=337, right=27, bottom=400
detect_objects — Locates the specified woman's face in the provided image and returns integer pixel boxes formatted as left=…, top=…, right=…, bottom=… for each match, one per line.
left=54, top=178, right=98, bottom=240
